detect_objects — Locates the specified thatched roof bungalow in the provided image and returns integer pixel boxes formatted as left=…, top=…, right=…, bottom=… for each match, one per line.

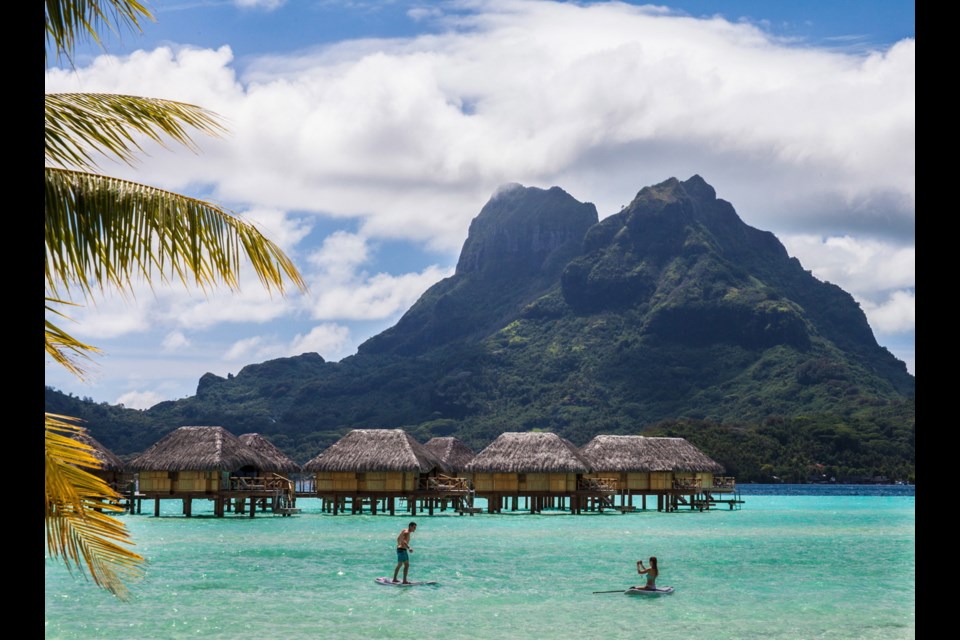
left=579, top=435, right=725, bottom=491
left=423, top=437, right=475, bottom=474
left=239, top=433, right=302, bottom=475
left=303, top=429, right=446, bottom=495
left=464, top=432, right=590, bottom=494
left=128, top=426, right=273, bottom=494
left=72, top=429, right=130, bottom=490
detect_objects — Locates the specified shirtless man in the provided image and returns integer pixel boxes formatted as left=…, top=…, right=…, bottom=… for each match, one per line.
left=392, top=522, right=417, bottom=583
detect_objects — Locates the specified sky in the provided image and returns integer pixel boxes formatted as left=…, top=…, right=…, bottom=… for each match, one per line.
left=44, top=0, right=915, bottom=410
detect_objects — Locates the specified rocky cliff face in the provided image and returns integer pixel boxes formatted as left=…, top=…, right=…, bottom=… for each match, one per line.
left=455, top=184, right=598, bottom=277
left=359, top=184, right=597, bottom=355
left=560, top=175, right=811, bottom=350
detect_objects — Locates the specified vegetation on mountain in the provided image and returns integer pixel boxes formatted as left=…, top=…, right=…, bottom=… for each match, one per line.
left=46, top=176, right=914, bottom=484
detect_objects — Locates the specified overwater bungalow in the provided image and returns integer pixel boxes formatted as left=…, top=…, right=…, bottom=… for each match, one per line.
left=70, top=429, right=131, bottom=493
left=127, top=425, right=297, bottom=517
left=423, top=436, right=478, bottom=512
left=463, top=432, right=598, bottom=514
left=303, top=428, right=462, bottom=515
left=579, top=435, right=740, bottom=511
left=238, top=433, right=302, bottom=510
left=423, top=436, right=477, bottom=473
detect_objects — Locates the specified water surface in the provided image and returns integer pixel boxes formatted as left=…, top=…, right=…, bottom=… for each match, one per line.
left=45, top=485, right=915, bottom=639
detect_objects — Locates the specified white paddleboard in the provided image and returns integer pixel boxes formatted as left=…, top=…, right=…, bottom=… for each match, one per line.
left=625, top=585, right=674, bottom=595
left=375, top=577, right=438, bottom=587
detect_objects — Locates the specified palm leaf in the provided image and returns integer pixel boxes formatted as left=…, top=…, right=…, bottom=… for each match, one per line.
left=45, top=0, right=153, bottom=65
left=46, top=93, right=227, bottom=172
left=45, top=168, right=307, bottom=298
left=44, top=0, right=307, bottom=601
left=45, top=298, right=100, bottom=378
left=45, top=414, right=145, bottom=600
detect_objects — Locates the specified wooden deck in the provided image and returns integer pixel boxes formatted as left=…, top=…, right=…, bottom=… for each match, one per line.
left=118, top=475, right=742, bottom=517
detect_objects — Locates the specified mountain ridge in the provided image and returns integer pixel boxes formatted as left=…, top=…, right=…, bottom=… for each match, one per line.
left=45, top=175, right=915, bottom=482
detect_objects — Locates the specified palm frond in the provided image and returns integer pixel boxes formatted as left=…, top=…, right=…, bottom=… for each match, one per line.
left=45, top=301, right=100, bottom=378
left=45, top=413, right=145, bottom=600
left=45, top=0, right=153, bottom=65
left=46, top=93, right=227, bottom=172
left=45, top=168, right=307, bottom=298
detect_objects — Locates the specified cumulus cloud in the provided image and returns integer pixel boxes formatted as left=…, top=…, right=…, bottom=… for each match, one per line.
left=224, top=323, right=352, bottom=362
left=780, top=233, right=914, bottom=342
left=305, top=232, right=453, bottom=320
left=162, top=331, right=191, bottom=351
left=115, top=390, right=164, bottom=410
left=780, top=234, right=915, bottom=295
left=44, top=0, right=914, bottom=403
left=45, top=1, right=914, bottom=253
left=860, top=290, right=915, bottom=334
left=290, top=324, right=353, bottom=356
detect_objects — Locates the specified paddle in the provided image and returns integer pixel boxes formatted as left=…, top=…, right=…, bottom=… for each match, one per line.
left=592, top=589, right=626, bottom=594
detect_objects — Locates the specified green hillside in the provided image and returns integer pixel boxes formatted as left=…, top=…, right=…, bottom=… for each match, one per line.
left=46, top=176, right=915, bottom=483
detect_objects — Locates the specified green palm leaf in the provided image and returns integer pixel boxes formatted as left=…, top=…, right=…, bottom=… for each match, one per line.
left=45, top=0, right=307, bottom=600
left=45, top=167, right=306, bottom=298
left=45, top=298, right=100, bottom=378
left=46, top=93, right=227, bottom=172
left=45, top=0, right=153, bottom=65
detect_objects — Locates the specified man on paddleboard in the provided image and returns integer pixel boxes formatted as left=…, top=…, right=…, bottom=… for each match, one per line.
left=392, top=522, right=417, bottom=584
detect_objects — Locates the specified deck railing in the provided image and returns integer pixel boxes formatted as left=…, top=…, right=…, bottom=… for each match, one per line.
left=420, top=475, right=472, bottom=492
left=711, top=476, right=737, bottom=490
left=578, top=477, right=619, bottom=492
left=230, top=475, right=294, bottom=492
left=672, top=478, right=702, bottom=491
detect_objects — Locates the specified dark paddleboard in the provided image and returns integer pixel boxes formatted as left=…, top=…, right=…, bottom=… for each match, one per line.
left=375, top=577, right=439, bottom=587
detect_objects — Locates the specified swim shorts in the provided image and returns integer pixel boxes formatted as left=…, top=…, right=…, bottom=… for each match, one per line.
left=396, top=548, right=409, bottom=562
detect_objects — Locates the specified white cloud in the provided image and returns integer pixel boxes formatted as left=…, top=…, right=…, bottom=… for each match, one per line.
left=780, top=234, right=915, bottom=295
left=115, top=390, right=164, bottom=410
left=225, top=335, right=266, bottom=361
left=304, top=231, right=453, bottom=320
left=45, top=2, right=914, bottom=253
left=780, top=233, right=915, bottom=342
left=223, top=323, right=352, bottom=363
left=309, top=265, right=452, bottom=320
left=162, top=331, right=191, bottom=351
left=290, top=324, right=352, bottom=356
left=44, top=0, right=915, bottom=401
left=234, top=0, right=286, bottom=10
left=861, top=290, right=915, bottom=334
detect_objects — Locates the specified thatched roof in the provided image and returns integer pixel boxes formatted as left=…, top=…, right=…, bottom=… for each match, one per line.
left=464, top=432, right=591, bottom=473
left=302, top=429, right=446, bottom=473
left=72, top=430, right=125, bottom=471
left=127, top=426, right=273, bottom=472
left=239, top=433, right=302, bottom=474
left=423, top=437, right=475, bottom=473
left=579, top=435, right=725, bottom=473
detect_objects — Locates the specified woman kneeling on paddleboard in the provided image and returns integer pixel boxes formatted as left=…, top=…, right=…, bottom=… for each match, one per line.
left=636, top=557, right=658, bottom=589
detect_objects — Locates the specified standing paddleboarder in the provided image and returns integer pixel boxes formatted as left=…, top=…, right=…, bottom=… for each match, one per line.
left=392, top=522, right=417, bottom=584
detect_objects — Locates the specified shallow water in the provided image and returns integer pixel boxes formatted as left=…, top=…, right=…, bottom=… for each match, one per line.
left=45, top=486, right=915, bottom=640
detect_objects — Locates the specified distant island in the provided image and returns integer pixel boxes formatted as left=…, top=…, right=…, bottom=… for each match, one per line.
left=45, top=175, right=915, bottom=484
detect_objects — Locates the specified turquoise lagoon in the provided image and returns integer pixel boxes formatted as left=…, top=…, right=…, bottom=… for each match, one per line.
left=45, top=485, right=915, bottom=639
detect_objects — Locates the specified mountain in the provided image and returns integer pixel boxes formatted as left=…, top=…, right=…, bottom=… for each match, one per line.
left=45, top=176, right=915, bottom=482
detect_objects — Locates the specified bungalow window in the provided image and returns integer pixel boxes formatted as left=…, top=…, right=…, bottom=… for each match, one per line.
left=518, top=473, right=526, bottom=483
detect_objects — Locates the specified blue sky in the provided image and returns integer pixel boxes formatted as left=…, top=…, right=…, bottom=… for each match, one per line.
left=45, top=1, right=915, bottom=409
